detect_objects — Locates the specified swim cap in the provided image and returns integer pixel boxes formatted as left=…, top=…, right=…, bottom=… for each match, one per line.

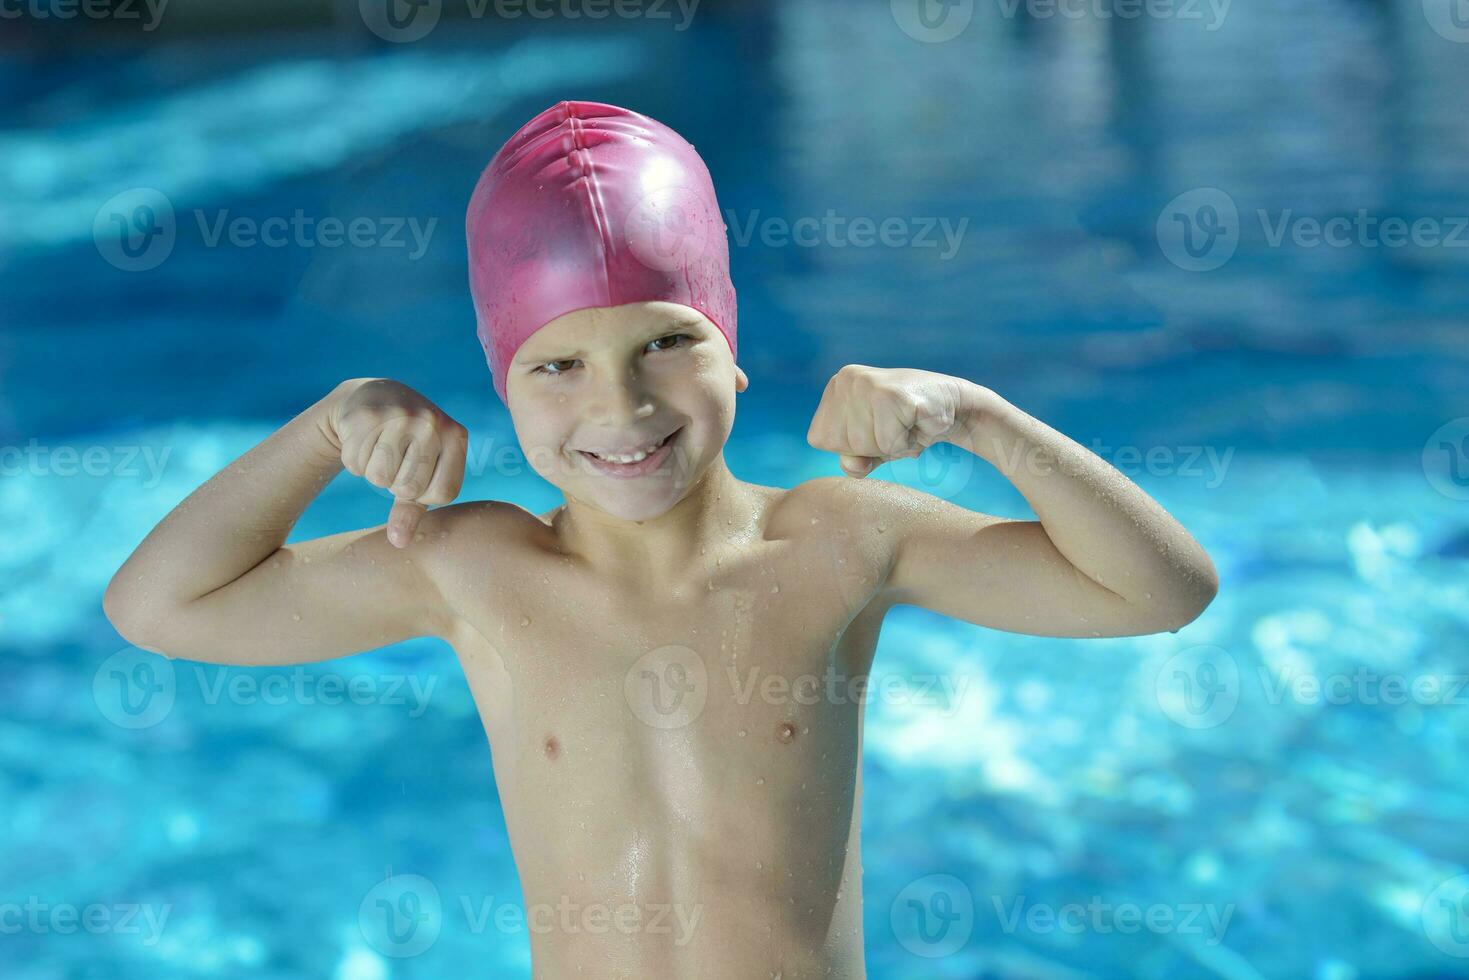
left=466, top=100, right=738, bottom=403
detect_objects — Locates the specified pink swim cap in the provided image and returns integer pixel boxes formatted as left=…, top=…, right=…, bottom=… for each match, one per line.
left=466, top=100, right=738, bottom=403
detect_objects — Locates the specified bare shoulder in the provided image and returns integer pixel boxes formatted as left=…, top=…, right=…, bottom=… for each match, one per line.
left=768, top=476, right=914, bottom=577
left=775, top=475, right=925, bottom=532
left=409, top=497, right=554, bottom=603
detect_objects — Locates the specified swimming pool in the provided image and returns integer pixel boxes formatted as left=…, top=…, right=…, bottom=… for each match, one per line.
left=3, top=2, right=1468, bottom=977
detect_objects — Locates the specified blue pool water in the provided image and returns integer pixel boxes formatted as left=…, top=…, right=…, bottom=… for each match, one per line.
left=3, top=2, right=1469, bottom=977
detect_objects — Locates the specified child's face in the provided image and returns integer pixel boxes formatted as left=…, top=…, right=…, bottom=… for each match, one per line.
left=505, top=301, right=747, bottom=522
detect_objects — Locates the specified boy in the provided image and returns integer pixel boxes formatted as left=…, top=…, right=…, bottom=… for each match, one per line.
left=104, top=101, right=1217, bottom=978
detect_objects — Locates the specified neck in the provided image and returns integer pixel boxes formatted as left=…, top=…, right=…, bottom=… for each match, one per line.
left=551, top=456, right=759, bottom=580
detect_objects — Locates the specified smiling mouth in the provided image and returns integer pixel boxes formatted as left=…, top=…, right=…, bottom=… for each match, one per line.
left=576, top=427, right=681, bottom=464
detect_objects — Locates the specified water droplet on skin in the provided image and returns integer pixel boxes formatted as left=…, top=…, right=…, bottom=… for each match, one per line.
left=801, top=727, right=809, bottom=735
left=521, top=616, right=531, bottom=627
left=755, top=861, right=763, bottom=870
left=271, top=559, right=281, bottom=569
left=738, top=729, right=747, bottom=737
left=302, top=555, right=311, bottom=564
left=755, top=777, right=765, bottom=785
left=770, top=583, right=780, bottom=594
left=810, top=517, right=819, bottom=525
left=1144, top=591, right=1153, bottom=599
left=292, top=612, right=301, bottom=622
left=876, top=523, right=887, bottom=533
left=1091, top=631, right=1101, bottom=637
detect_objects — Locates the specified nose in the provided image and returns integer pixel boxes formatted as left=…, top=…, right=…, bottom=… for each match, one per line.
left=582, top=363, right=656, bottom=429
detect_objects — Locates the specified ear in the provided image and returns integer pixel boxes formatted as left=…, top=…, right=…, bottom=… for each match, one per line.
left=734, top=365, right=749, bottom=393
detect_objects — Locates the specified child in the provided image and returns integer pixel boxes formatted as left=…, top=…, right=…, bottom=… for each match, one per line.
left=105, top=101, right=1217, bottom=978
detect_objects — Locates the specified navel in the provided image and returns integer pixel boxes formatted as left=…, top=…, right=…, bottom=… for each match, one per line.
left=776, top=721, right=797, bottom=744
left=543, top=734, right=561, bottom=760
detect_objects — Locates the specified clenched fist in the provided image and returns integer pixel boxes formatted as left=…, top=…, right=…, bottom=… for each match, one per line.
left=806, top=366, right=978, bottom=478
left=324, top=378, right=468, bottom=547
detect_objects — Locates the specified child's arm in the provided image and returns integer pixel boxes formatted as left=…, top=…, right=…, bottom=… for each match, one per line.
left=806, top=366, right=1218, bottom=638
left=103, top=378, right=470, bottom=665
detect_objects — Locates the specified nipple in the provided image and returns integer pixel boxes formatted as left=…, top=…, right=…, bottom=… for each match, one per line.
left=543, top=735, right=560, bottom=760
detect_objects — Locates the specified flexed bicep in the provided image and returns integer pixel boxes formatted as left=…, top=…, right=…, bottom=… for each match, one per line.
left=123, top=511, right=457, bottom=667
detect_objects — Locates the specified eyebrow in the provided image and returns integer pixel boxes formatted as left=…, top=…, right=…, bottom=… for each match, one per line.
left=515, top=320, right=706, bottom=363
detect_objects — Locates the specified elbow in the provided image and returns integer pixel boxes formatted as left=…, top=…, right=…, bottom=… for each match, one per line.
left=1152, top=562, right=1219, bottom=634
left=102, top=581, right=168, bottom=653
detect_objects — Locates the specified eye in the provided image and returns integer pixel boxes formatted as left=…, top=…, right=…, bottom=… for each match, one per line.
left=647, top=333, right=693, bottom=352
left=533, top=358, right=579, bottom=376
left=531, top=335, right=691, bottom=377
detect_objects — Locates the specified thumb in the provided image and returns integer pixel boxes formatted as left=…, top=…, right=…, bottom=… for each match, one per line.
left=839, top=454, right=879, bottom=478
left=387, top=498, right=427, bottom=548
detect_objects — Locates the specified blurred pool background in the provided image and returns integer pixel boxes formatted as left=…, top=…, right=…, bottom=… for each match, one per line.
left=3, top=0, right=1469, bottom=977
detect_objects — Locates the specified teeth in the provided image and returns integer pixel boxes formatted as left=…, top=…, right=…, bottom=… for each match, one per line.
left=589, top=432, right=670, bottom=464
